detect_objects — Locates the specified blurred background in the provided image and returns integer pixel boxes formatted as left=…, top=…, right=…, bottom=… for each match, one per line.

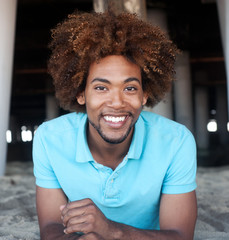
left=1, top=0, right=229, bottom=175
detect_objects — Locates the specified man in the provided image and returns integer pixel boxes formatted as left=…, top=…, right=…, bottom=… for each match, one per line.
left=33, top=8, right=197, bottom=240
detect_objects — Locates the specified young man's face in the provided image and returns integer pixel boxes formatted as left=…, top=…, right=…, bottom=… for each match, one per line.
left=77, top=55, right=147, bottom=144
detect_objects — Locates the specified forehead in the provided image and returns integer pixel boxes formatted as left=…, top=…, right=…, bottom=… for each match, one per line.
left=87, top=55, right=142, bottom=83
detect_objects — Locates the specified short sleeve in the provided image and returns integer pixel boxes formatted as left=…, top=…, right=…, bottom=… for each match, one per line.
left=33, top=125, right=61, bottom=188
left=162, top=129, right=197, bottom=194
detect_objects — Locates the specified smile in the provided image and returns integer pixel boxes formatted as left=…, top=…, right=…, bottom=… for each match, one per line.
left=103, top=115, right=126, bottom=123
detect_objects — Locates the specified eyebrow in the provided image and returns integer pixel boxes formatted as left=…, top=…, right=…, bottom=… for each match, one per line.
left=91, top=77, right=141, bottom=84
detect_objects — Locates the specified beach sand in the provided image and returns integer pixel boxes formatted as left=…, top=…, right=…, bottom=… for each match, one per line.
left=0, top=161, right=229, bottom=240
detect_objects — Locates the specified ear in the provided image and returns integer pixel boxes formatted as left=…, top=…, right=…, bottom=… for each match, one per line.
left=76, top=91, right=85, bottom=105
left=142, top=92, right=148, bottom=106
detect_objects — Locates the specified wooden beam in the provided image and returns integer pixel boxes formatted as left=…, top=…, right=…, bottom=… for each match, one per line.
left=190, top=57, right=224, bottom=63
left=15, top=68, right=47, bottom=74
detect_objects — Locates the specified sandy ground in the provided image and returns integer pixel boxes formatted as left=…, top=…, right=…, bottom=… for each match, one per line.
left=0, top=161, right=229, bottom=240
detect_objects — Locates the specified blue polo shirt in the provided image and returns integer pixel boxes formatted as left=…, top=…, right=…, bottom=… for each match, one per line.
left=33, top=111, right=197, bottom=230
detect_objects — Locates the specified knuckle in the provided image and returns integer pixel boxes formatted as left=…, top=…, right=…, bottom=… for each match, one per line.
left=81, top=223, right=93, bottom=233
left=62, top=207, right=68, bottom=215
left=68, top=217, right=75, bottom=225
left=85, top=198, right=93, bottom=204
left=86, top=198, right=92, bottom=202
left=68, top=224, right=78, bottom=233
left=65, top=202, right=71, bottom=209
left=64, top=226, right=71, bottom=234
left=87, top=213, right=95, bottom=223
left=87, top=204, right=96, bottom=212
left=67, top=209, right=75, bottom=217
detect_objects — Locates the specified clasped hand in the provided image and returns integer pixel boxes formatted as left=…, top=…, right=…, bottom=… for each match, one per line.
left=60, top=198, right=117, bottom=240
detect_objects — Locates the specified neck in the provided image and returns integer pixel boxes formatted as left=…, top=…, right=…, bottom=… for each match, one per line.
left=87, top=124, right=133, bottom=170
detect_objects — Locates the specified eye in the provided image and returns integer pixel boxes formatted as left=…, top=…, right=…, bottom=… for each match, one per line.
left=124, top=86, right=137, bottom=92
left=94, top=86, right=107, bottom=91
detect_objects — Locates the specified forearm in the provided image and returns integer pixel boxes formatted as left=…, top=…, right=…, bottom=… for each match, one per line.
left=108, top=220, right=184, bottom=240
left=41, top=223, right=81, bottom=240
left=60, top=198, right=194, bottom=240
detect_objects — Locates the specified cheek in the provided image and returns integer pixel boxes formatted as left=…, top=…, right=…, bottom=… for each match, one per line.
left=85, top=94, right=104, bottom=112
left=132, top=94, right=146, bottom=106
left=128, top=98, right=145, bottom=112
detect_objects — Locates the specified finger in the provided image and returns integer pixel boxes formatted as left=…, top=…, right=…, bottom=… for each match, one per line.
left=62, top=205, right=90, bottom=226
left=60, top=204, right=66, bottom=211
left=65, top=213, right=92, bottom=228
left=66, top=198, right=93, bottom=210
left=61, top=198, right=93, bottom=216
left=62, top=201, right=98, bottom=228
left=64, top=221, right=92, bottom=235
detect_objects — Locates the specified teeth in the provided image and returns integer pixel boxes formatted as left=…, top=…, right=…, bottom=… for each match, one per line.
left=104, top=116, right=126, bottom=123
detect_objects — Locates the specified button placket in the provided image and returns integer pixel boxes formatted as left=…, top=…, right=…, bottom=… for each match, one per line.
left=104, top=169, right=120, bottom=198
left=92, top=155, right=129, bottom=200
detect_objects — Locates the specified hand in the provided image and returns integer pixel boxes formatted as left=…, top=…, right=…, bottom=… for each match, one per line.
left=76, top=232, right=105, bottom=240
left=60, top=198, right=115, bottom=239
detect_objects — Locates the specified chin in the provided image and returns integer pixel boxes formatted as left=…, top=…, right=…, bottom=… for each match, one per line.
left=102, top=137, right=127, bottom=144
left=100, top=130, right=132, bottom=144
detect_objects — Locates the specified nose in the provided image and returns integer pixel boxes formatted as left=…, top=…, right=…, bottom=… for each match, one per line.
left=107, top=90, right=125, bottom=109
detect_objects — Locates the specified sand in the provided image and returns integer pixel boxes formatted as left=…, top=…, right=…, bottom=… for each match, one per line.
left=0, top=161, right=229, bottom=240
left=194, top=166, right=229, bottom=239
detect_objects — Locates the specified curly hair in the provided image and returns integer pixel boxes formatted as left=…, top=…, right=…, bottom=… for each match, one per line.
left=48, top=9, right=178, bottom=112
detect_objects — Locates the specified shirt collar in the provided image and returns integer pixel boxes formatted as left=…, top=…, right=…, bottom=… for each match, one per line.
left=75, top=114, right=94, bottom=163
left=75, top=113, right=145, bottom=163
left=127, top=113, right=144, bottom=160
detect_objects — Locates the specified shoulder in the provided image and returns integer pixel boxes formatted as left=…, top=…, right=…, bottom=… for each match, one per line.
left=36, top=112, right=86, bottom=136
left=33, top=112, right=88, bottom=161
left=140, top=111, right=196, bottom=152
left=139, top=112, right=197, bottom=194
left=141, top=111, right=191, bottom=134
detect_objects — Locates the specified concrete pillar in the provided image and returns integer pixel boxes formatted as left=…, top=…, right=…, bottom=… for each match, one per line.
left=146, top=9, right=173, bottom=119
left=93, top=0, right=147, bottom=20
left=195, top=87, right=209, bottom=149
left=46, top=95, right=59, bottom=121
left=93, top=0, right=109, bottom=13
left=45, top=79, right=59, bottom=121
left=0, top=0, right=17, bottom=176
left=123, top=0, right=147, bottom=20
left=194, top=72, right=209, bottom=149
left=9, top=116, right=17, bottom=143
left=216, top=85, right=229, bottom=144
left=174, top=51, right=194, bottom=132
left=217, top=0, right=229, bottom=117
left=147, top=9, right=168, bottom=34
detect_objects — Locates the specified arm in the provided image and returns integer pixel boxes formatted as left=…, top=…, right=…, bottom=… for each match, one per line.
left=62, top=191, right=197, bottom=240
left=159, top=191, right=197, bottom=240
left=36, top=186, right=82, bottom=240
